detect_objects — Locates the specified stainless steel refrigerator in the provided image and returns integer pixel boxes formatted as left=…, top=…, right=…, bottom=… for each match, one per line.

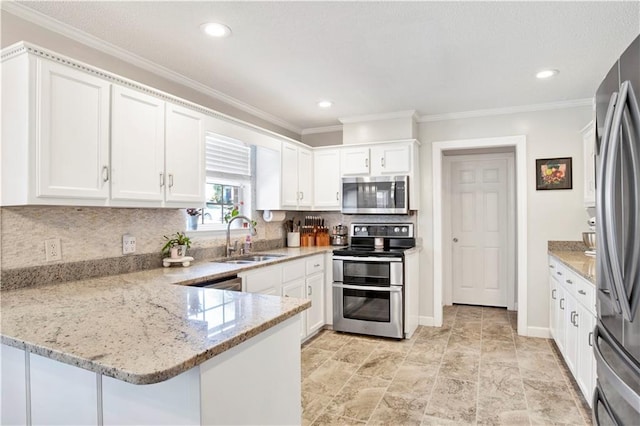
left=593, top=34, right=640, bottom=425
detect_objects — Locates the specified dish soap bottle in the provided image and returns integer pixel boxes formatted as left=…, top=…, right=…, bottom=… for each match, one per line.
left=244, top=234, right=252, bottom=253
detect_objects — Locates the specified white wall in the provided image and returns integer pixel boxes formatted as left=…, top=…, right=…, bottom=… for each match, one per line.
left=417, top=106, right=592, bottom=329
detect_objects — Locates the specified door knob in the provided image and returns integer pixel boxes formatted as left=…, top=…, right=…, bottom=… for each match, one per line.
left=453, top=238, right=458, bottom=242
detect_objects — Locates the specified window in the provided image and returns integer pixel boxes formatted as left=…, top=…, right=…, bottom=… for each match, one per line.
left=193, top=133, right=253, bottom=231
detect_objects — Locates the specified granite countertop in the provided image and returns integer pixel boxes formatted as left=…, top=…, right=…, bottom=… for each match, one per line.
left=0, top=247, right=335, bottom=385
left=548, top=241, right=596, bottom=285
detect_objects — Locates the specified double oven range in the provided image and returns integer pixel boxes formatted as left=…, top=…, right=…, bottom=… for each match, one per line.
left=332, top=223, right=415, bottom=339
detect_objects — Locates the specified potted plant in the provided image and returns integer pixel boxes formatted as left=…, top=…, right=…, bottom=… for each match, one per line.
left=186, top=208, right=201, bottom=231
left=162, top=231, right=192, bottom=259
left=224, top=202, right=258, bottom=228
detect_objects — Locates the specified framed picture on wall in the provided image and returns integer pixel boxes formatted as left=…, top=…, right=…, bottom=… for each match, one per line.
left=535, top=157, right=573, bottom=190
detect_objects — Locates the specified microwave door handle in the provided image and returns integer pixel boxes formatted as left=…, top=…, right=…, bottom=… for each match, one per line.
left=390, top=181, right=395, bottom=207
left=622, top=81, right=640, bottom=321
left=607, top=81, right=633, bottom=320
left=598, top=92, right=623, bottom=314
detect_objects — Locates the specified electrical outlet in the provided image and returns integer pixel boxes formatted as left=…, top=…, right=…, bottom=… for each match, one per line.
left=122, top=234, right=136, bottom=255
left=44, top=238, right=62, bottom=262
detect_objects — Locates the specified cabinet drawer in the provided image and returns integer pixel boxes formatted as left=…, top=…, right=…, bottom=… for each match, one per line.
left=282, top=259, right=305, bottom=282
left=576, top=279, right=596, bottom=316
left=306, top=255, right=324, bottom=275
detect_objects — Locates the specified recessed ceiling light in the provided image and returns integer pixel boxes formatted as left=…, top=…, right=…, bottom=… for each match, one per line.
left=317, top=100, right=333, bottom=108
left=201, top=22, right=232, bottom=38
left=536, top=69, right=559, bottom=79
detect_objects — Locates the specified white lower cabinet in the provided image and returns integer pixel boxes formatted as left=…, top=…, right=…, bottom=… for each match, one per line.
left=241, top=254, right=326, bottom=341
left=1, top=345, right=27, bottom=424
left=30, top=353, right=99, bottom=425
left=548, top=255, right=597, bottom=406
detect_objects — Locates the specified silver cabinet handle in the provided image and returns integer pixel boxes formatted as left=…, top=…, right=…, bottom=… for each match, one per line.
left=300, top=191, right=304, bottom=200
left=453, top=238, right=458, bottom=242
left=573, top=312, right=579, bottom=327
left=570, top=311, right=576, bottom=325
left=549, top=264, right=555, bottom=269
left=551, top=289, right=557, bottom=300
left=307, top=285, right=312, bottom=296
left=336, top=192, right=339, bottom=200
left=566, top=279, right=573, bottom=284
left=168, top=174, right=174, bottom=188
left=381, top=157, right=385, bottom=168
left=365, top=158, right=369, bottom=168
left=560, top=298, right=565, bottom=310
left=314, top=264, right=320, bottom=267
left=589, top=331, right=593, bottom=347
left=557, top=271, right=563, bottom=276
left=102, top=166, right=109, bottom=182
left=578, top=290, right=586, bottom=295
left=159, top=172, right=165, bottom=187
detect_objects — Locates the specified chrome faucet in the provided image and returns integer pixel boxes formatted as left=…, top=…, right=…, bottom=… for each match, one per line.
left=226, top=215, right=256, bottom=257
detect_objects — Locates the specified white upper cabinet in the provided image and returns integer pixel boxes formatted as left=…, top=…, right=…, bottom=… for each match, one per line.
left=1, top=45, right=207, bottom=208
left=2, top=54, right=112, bottom=206
left=582, top=121, right=596, bottom=207
left=111, top=85, right=165, bottom=202
left=165, top=103, right=205, bottom=204
left=281, top=142, right=313, bottom=209
left=313, top=149, right=341, bottom=210
left=340, top=147, right=370, bottom=175
left=370, top=144, right=412, bottom=175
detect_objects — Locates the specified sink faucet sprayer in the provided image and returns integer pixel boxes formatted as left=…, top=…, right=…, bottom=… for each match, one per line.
left=226, top=215, right=257, bottom=257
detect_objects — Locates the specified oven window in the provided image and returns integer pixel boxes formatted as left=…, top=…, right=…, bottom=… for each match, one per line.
left=343, top=288, right=390, bottom=322
left=343, top=262, right=390, bottom=286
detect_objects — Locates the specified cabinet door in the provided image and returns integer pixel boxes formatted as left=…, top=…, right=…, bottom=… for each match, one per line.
left=1, top=344, right=27, bottom=425
left=281, top=143, right=299, bottom=208
left=340, top=147, right=370, bottom=175
left=37, top=60, right=110, bottom=200
left=111, top=86, right=165, bottom=201
left=582, top=123, right=596, bottom=207
left=297, top=148, right=313, bottom=208
left=282, top=279, right=307, bottom=340
left=549, top=274, right=558, bottom=339
left=371, top=144, right=411, bottom=175
left=165, top=103, right=205, bottom=203
left=556, top=285, right=566, bottom=353
left=306, top=273, right=325, bottom=335
left=564, top=292, right=579, bottom=374
left=242, top=264, right=282, bottom=295
left=313, top=150, right=341, bottom=209
left=576, top=304, right=596, bottom=405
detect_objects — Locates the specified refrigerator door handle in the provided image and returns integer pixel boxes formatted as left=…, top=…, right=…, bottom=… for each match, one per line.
left=607, top=81, right=640, bottom=321
left=597, top=92, right=623, bottom=314
left=593, top=324, right=640, bottom=411
left=593, top=384, right=621, bottom=426
left=621, top=81, right=640, bottom=322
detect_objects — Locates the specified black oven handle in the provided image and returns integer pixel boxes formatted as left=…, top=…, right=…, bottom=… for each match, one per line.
left=333, top=256, right=402, bottom=263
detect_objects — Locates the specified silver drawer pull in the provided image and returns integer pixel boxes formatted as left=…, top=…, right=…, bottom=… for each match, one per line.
left=578, top=290, right=587, bottom=295
left=566, top=279, right=573, bottom=284
left=551, top=289, right=557, bottom=300
left=549, top=264, right=555, bottom=268
left=560, top=298, right=565, bottom=310
left=557, top=271, right=563, bottom=276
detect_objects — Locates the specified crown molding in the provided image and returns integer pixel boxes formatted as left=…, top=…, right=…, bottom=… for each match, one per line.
left=418, top=98, right=593, bottom=122
left=2, top=2, right=302, bottom=135
left=339, top=110, right=417, bottom=124
left=301, top=125, right=343, bottom=135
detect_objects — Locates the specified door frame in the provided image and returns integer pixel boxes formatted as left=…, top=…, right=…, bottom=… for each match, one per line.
left=432, top=135, right=528, bottom=336
left=443, top=152, right=516, bottom=309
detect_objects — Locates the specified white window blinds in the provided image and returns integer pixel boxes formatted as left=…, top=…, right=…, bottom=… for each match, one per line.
left=205, top=135, right=251, bottom=177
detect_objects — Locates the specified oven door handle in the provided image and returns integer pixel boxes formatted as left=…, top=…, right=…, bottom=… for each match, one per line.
left=332, top=283, right=402, bottom=292
left=333, top=256, right=402, bottom=262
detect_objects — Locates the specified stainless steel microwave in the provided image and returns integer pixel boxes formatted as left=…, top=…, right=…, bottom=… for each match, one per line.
left=341, top=176, right=409, bottom=214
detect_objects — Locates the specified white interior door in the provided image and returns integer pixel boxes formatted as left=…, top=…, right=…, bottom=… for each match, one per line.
left=450, top=156, right=510, bottom=307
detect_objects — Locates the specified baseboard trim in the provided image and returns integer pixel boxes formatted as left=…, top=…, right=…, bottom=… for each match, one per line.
left=419, top=316, right=435, bottom=326
left=527, top=326, right=551, bottom=338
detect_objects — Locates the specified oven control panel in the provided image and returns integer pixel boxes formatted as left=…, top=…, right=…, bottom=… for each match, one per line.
left=351, top=223, right=414, bottom=238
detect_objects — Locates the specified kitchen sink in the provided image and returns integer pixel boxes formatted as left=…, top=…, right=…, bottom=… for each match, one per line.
left=213, top=254, right=286, bottom=265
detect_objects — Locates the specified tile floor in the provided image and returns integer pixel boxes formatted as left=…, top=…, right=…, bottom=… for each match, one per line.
left=301, top=304, right=592, bottom=425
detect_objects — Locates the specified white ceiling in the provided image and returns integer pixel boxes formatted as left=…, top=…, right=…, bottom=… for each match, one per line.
left=7, top=1, right=640, bottom=134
